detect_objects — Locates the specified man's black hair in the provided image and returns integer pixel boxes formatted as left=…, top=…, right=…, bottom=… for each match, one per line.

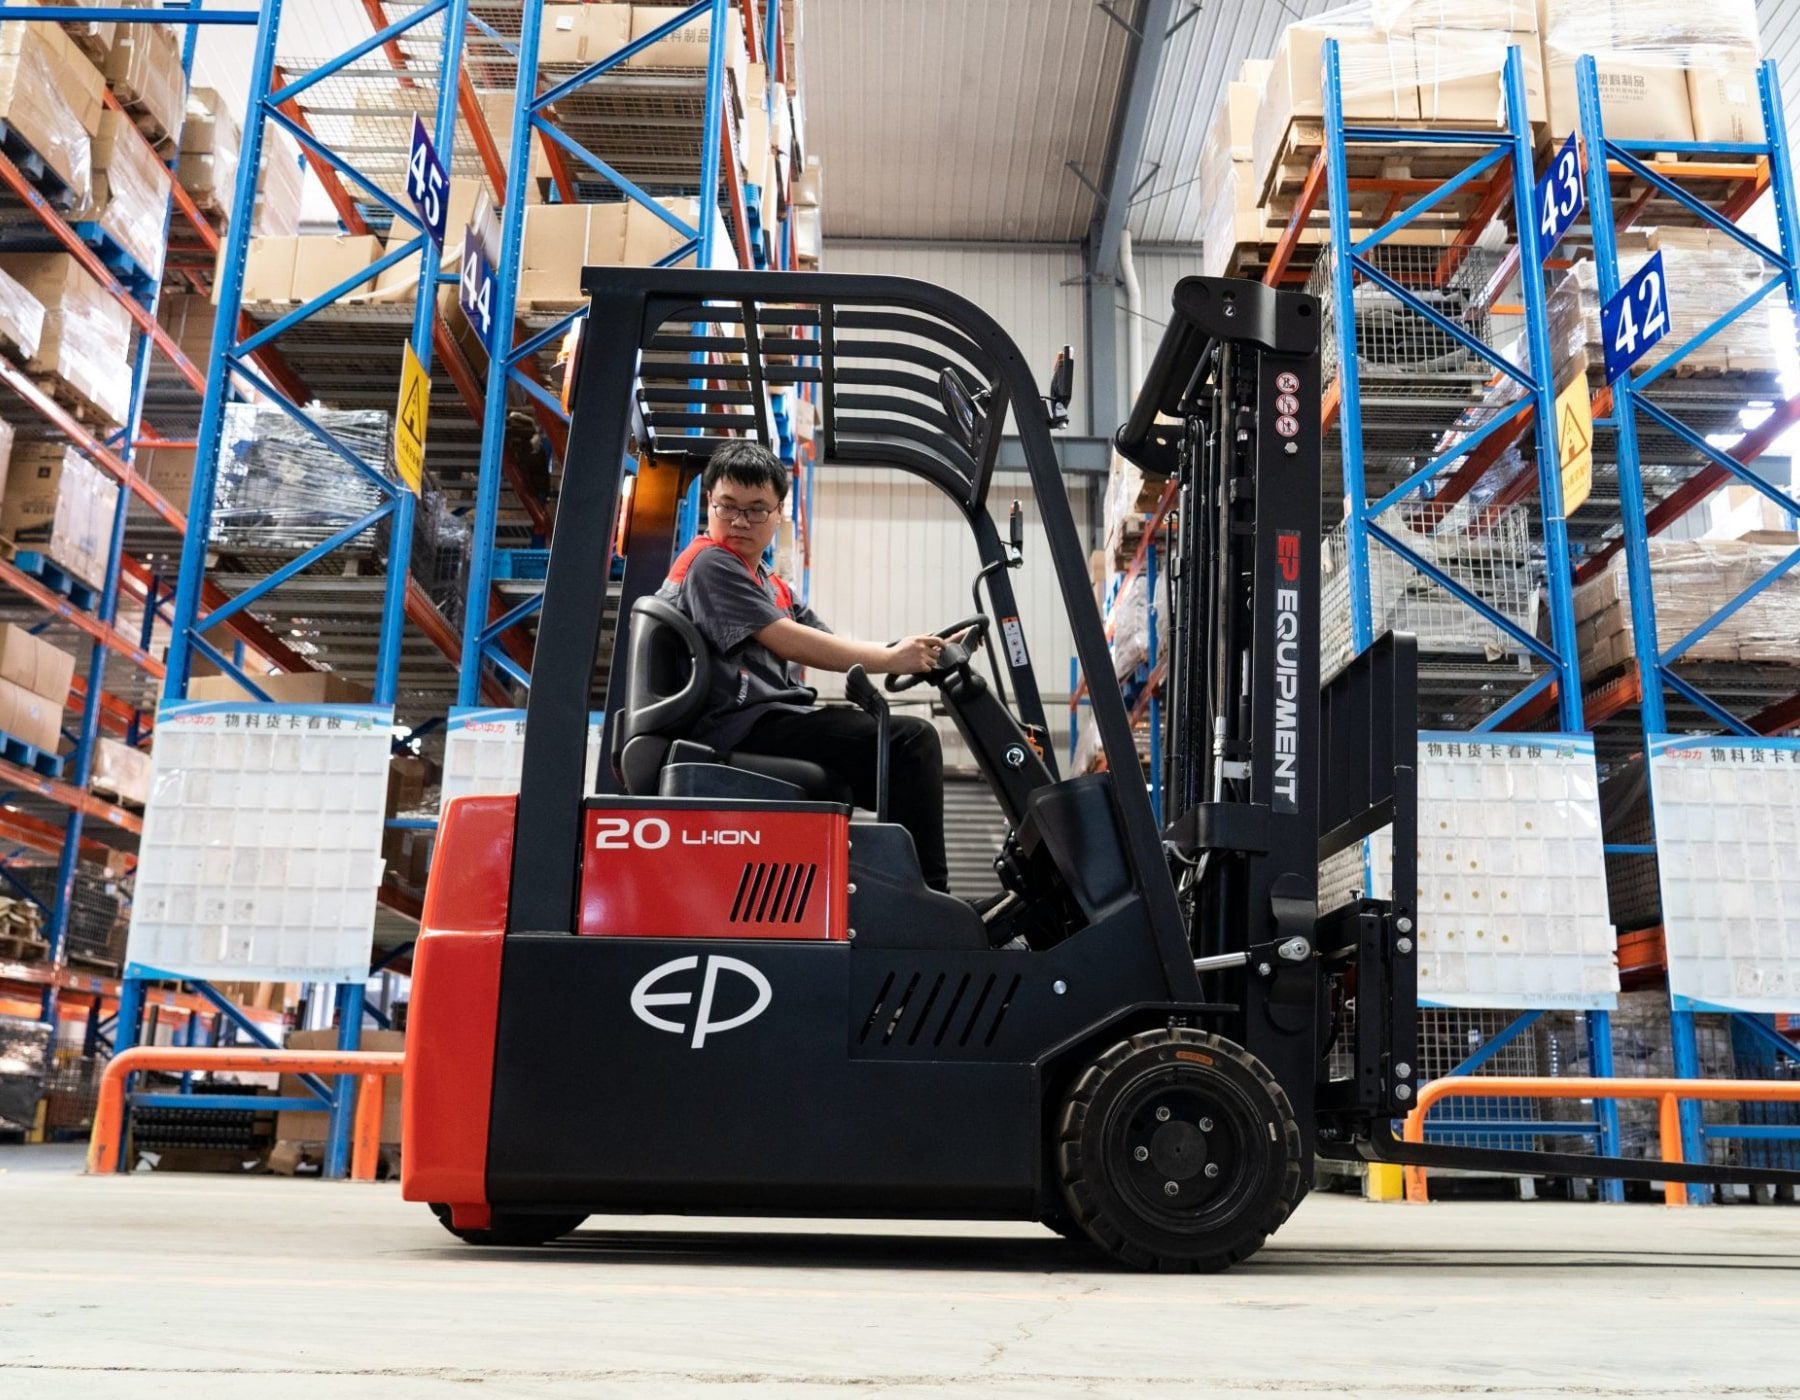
left=703, top=439, right=789, bottom=504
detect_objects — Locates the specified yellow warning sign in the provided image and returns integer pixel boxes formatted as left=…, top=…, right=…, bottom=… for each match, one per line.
left=1555, top=375, right=1593, bottom=515
left=394, top=342, right=429, bottom=496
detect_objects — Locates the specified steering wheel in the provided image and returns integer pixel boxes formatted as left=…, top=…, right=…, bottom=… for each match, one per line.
left=886, top=615, right=990, bottom=693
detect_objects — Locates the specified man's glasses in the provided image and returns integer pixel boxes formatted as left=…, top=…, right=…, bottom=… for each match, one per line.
left=709, top=501, right=775, bottom=525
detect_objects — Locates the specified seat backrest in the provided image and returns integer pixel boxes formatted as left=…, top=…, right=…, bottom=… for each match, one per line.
left=620, top=595, right=710, bottom=744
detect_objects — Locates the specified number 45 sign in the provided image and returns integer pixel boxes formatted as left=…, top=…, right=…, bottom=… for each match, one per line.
left=1601, top=250, right=1671, bottom=385
left=405, top=115, right=448, bottom=249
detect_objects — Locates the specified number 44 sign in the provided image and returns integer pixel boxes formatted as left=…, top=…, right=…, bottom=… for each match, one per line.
left=1535, top=132, right=1583, bottom=257
left=459, top=232, right=496, bottom=352
left=1601, top=250, right=1671, bottom=385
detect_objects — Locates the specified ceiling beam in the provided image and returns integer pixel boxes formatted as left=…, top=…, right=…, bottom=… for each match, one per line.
left=1087, top=0, right=1176, bottom=279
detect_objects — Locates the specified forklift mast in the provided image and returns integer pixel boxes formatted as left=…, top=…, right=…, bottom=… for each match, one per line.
left=1118, top=279, right=1419, bottom=1149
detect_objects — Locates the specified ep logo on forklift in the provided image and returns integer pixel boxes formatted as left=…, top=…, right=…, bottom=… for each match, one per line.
left=630, top=954, right=773, bottom=1048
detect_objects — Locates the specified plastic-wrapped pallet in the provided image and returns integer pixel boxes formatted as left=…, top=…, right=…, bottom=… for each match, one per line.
left=1573, top=539, right=1800, bottom=680
left=1571, top=236, right=1792, bottom=377
left=211, top=403, right=395, bottom=552
left=1252, top=2, right=1547, bottom=201
left=412, top=490, right=470, bottom=624
left=0, top=264, right=45, bottom=364
left=1107, top=570, right=1169, bottom=683
left=0, top=441, right=120, bottom=590
left=76, top=109, right=171, bottom=281
left=102, top=19, right=186, bottom=151
left=0, top=1015, right=50, bottom=1133
left=92, top=735, right=151, bottom=806
left=1540, top=0, right=1762, bottom=144
left=0, top=22, right=103, bottom=202
left=0, top=253, right=134, bottom=425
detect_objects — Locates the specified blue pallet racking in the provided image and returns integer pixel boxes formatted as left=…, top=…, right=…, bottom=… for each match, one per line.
left=0, top=0, right=807, bottom=1170
left=1578, top=53, right=1800, bottom=1193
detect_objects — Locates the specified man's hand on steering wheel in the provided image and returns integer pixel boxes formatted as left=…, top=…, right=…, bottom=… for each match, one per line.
left=885, top=616, right=990, bottom=692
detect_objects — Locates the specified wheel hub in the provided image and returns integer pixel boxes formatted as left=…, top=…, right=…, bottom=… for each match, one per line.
left=1120, top=1086, right=1235, bottom=1213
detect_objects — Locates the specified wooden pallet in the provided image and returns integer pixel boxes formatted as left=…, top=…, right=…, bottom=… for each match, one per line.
left=89, top=782, right=145, bottom=813
left=0, top=932, right=48, bottom=964
left=1257, top=114, right=1531, bottom=214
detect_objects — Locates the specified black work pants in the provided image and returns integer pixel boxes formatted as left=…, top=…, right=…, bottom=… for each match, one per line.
left=738, top=707, right=949, bottom=892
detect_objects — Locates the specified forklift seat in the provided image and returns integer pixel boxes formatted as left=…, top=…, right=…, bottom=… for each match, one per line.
left=615, top=596, right=852, bottom=804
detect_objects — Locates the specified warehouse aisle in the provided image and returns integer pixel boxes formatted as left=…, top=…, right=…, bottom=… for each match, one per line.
left=3, top=1149, right=1796, bottom=1398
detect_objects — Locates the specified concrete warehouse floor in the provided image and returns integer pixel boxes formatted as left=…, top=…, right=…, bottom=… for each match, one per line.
left=3, top=1144, right=1798, bottom=1399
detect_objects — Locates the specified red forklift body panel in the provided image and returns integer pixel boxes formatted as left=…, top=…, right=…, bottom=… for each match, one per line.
left=579, top=802, right=851, bottom=940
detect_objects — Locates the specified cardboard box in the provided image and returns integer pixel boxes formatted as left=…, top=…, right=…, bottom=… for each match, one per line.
left=0, top=23, right=102, bottom=200
left=387, top=754, right=438, bottom=814
left=741, top=96, right=775, bottom=194
left=0, top=441, right=120, bottom=590
left=178, top=85, right=240, bottom=215
left=91, top=736, right=149, bottom=805
left=518, top=200, right=699, bottom=305
left=0, top=676, right=61, bottom=753
left=536, top=3, right=633, bottom=64
left=102, top=20, right=184, bottom=147
left=292, top=234, right=383, bottom=302
left=1414, top=29, right=1546, bottom=125
left=229, top=234, right=298, bottom=304
left=157, top=292, right=214, bottom=362
left=1546, top=55, right=1693, bottom=144
left=0, top=623, right=75, bottom=702
left=1253, top=23, right=1419, bottom=199
left=629, top=4, right=748, bottom=93
left=1375, top=0, right=1538, bottom=34
left=0, top=253, right=132, bottom=425
left=227, top=235, right=383, bottom=305
left=0, top=265, right=43, bottom=365
left=257, top=129, right=304, bottom=236
left=186, top=669, right=369, bottom=705
left=76, top=109, right=172, bottom=281
left=137, top=445, right=196, bottom=507
left=792, top=154, right=822, bottom=207
left=1688, top=63, right=1765, bottom=144
left=276, top=1029, right=404, bottom=1146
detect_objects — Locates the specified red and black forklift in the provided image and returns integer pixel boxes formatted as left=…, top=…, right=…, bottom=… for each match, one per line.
left=402, top=270, right=1787, bottom=1271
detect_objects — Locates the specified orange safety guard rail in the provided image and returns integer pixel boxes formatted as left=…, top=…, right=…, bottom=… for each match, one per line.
left=87, top=1048, right=406, bottom=1181
left=1402, top=1075, right=1800, bottom=1206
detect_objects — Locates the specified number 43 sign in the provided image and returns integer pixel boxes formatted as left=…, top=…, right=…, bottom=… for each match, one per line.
left=1535, top=132, right=1583, bottom=256
left=1601, top=250, right=1671, bottom=385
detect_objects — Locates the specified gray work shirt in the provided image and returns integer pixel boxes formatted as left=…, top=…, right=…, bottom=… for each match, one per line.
left=658, top=544, right=831, bottom=753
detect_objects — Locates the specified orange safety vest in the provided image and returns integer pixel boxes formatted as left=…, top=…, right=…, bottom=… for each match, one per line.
left=666, top=535, right=794, bottom=612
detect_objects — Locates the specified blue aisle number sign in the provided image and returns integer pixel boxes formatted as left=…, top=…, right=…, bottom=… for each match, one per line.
left=459, top=230, right=496, bottom=351
left=1535, top=133, right=1582, bottom=257
left=1601, top=250, right=1671, bottom=384
left=406, top=115, right=448, bottom=249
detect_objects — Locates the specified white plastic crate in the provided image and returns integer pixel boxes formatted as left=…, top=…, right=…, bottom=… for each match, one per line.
left=1369, top=733, right=1619, bottom=1010
left=440, top=707, right=604, bottom=808
left=1650, top=736, right=1800, bottom=1014
left=126, top=703, right=393, bottom=982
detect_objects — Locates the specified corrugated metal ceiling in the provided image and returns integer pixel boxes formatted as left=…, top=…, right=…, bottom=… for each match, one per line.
left=805, top=0, right=1133, bottom=242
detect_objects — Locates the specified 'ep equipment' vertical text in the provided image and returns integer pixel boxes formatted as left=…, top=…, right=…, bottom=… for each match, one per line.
left=1273, top=531, right=1302, bottom=814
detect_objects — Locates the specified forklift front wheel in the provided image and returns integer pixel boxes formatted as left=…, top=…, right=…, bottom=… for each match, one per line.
left=1055, top=1028, right=1303, bottom=1272
left=429, top=1203, right=588, bottom=1247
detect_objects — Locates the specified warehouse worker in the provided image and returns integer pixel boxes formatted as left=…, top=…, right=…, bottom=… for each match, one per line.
left=658, top=439, right=955, bottom=891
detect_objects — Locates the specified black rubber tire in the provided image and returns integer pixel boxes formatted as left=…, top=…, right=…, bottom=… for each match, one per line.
left=1055, top=1028, right=1303, bottom=1272
left=429, top=1203, right=586, bottom=1246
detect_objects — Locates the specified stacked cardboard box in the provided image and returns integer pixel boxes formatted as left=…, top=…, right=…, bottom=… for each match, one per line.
left=274, top=1028, right=404, bottom=1169
left=1100, top=453, right=1165, bottom=568
left=517, top=197, right=722, bottom=308
left=177, top=86, right=240, bottom=221
left=257, top=128, right=304, bottom=236
left=156, top=290, right=214, bottom=364
left=1540, top=0, right=1762, bottom=145
left=792, top=154, right=821, bottom=268
left=0, top=253, right=134, bottom=425
left=0, top=266, right=46, bottom=364
left=74, top=108, right=172, bottom=280
left=91, top=736, right=150, bottom=806
left=383, top=753, right=440, bottom=891
left=187, top=668, right=368, bottom=705
left=0, top=621, right=76, bottom=755
left=1573, top=539, right=1800, bottom=680
left=0, top=21, right=106, bottom=203
left=0, top=441, right=122, bottom=591
left=101, top=18, right=185, bottom=151
left=225, top=233, right=385, bottom=306
left=1200, top=60, right=1275, bottom=276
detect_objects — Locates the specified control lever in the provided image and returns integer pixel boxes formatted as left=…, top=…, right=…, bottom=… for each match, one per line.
left=843, top=665, right=890, bottom=823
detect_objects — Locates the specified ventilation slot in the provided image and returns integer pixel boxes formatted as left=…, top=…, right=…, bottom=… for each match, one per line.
left=861, top=971, right=1013, bottom=1050
left=730, top=862, right=819, bottom=924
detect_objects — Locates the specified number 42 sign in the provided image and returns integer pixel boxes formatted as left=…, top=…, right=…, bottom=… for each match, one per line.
left=1601, top=250, right=1671, bottom=384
